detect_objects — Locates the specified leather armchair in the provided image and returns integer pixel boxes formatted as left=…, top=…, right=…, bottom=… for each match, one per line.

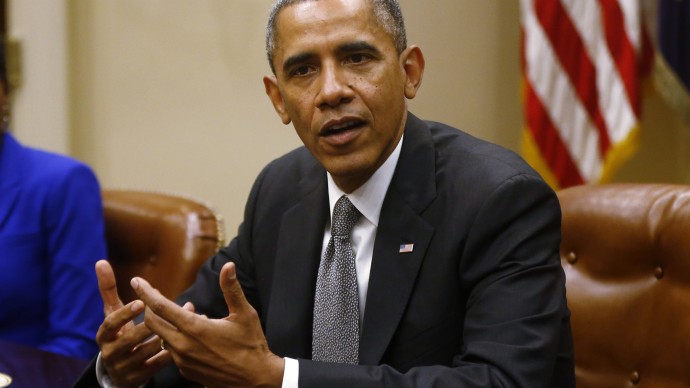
left=102, top=189, right=224, bottom=304
left=558, top=183, right=690, bottom=387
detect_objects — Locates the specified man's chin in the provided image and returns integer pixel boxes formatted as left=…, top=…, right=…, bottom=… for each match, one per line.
left=323, top=160, right=377, bottom=193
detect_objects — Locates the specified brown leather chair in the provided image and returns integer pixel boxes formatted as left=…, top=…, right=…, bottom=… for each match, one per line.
left=102, top=189, right=224, bottom=304
left=558, top=183, right=690, bottom=388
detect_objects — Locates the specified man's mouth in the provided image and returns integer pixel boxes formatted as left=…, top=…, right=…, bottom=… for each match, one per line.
left=319, top=119, right=365, bottom=147
left=321, top=120, right=365, bottom=136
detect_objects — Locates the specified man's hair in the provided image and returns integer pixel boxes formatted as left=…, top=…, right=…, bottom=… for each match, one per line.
left=265, top=0, right=407, bottom=74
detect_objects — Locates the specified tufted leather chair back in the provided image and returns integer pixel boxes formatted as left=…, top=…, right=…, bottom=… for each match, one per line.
left=102, top=190, right=224, bottom=304
left=558, top=183, right=690, bottom=388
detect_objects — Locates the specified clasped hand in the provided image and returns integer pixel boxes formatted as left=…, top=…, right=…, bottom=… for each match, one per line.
left=95, top=260, right=284, bottom=387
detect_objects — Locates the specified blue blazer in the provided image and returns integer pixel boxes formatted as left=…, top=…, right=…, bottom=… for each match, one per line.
left=0, top=132, right=106, bottom=359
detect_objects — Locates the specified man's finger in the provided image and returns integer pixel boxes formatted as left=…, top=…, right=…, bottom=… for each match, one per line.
left=140, top=298, right=198, bottom=355
left=131, top=277, right=195, bottom=330
left=96, top=300, right=145, bottom=343
left=220, top=262, right=251, bottom=317
left=106, top=336, right=172, bottom=388
left=96, top=259, right=124, bottom=315
left=182, top=301, right=195, bottom=313
left=101, top=322, right=156, bottom=362
left=143, top=305, right=184, bottom=343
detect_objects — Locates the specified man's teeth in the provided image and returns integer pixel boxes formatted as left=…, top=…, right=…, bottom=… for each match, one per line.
left=330, top=121, right=357, bottom=131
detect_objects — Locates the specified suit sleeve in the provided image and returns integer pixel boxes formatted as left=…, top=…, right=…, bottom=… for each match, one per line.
left=297, top=174, right=573, bottom=387
left=177, top=163, right=272, bottom=321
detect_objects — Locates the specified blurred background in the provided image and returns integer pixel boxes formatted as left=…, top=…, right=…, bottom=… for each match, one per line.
left=5, top=0, right=689, bottom=240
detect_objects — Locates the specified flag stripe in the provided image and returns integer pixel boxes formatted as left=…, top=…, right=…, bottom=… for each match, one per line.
left=521, top=0, right=603, bottom=182
left=534, top=0, right=612, bottom=157
left=561, top=1, right=638, bottom=145
left=524, top=80, right=585, bottom=187
left=599, top=0, right=641, bottom=115
left=520, top=0, right=647, bottom=189
left=520, top=24, right=583, bottom=188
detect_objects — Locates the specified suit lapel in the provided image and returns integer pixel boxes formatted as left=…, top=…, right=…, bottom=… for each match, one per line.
left=265, top=163, right=329, bottom=359
left=359, top=192, right=434, bottom=364
left=359, top=113, right=438, bottom=364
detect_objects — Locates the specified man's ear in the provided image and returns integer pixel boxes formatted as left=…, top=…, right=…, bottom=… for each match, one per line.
left=263, top=75, right=291, bottom=125
left=400, top=45, right=425, bottom=99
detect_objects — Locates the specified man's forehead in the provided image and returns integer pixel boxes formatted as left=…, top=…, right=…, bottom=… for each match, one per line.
left=273, top=0, right=377, bottom=47
left=274, top=0, right=373, bottom=32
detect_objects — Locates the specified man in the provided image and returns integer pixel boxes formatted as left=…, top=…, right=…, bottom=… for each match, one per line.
left=90, top=0, right=575, bottom=386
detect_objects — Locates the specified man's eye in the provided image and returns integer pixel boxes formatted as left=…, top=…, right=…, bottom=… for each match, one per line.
left=346, top=54, right=370, bottom=64
left=291, top=65, right=313, bottom=77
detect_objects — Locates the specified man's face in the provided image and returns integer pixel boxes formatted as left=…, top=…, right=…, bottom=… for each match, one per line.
left=264, top=0, right=423, bottom=193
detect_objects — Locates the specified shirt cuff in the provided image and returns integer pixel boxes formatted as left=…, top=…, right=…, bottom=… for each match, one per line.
left=281, top=357, right=299, bottom=388
left=95, top=352, right=114, bottom=388
left=95, top=352, right=146, bottom=388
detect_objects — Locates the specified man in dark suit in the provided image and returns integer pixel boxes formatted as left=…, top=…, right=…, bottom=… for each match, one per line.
left=92, top=0, right=574, bottom=386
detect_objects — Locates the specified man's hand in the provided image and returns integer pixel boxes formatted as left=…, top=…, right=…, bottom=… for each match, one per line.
left=131, top=262, right=285, bottom=388
left=95, top=260, right=172, bottom=387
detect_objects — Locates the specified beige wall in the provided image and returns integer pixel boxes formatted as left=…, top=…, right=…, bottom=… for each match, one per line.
left=9, top=1, right=690, bottom=240
left=8, top=0, right=70, bottom=153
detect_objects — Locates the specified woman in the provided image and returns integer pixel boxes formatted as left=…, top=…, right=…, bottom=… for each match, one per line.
left=0, top=43, right=107, bottom=359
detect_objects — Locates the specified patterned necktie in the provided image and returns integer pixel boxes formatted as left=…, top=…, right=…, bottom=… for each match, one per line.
left=312, top=195, right=362, bottom=364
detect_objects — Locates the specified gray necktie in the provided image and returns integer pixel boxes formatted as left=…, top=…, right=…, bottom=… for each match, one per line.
left=312, top=195, right=361, bottom=364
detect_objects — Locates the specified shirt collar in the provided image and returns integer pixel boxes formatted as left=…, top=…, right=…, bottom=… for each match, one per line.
left=326, top=134, right=403, bottom=227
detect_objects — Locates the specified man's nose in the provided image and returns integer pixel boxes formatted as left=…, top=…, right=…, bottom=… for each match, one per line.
left=316, top=63, right=354, bottom=108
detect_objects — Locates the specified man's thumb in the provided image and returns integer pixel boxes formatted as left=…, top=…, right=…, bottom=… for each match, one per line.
left=220, top=262, right=248, bottom=316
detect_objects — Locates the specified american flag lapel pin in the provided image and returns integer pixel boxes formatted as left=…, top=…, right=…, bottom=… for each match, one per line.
left=399, top=243, right=414, bottom=253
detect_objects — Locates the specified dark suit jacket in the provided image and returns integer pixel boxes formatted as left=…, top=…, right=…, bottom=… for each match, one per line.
left=76, top=113, right=574, bottom=387
left=167, top=113, right=575, bottom=387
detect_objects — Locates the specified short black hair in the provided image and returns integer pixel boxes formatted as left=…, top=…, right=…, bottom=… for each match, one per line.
left=265, top=0, right=407, bottom=74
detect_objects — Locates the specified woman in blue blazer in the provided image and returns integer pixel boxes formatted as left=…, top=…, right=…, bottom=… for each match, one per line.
left=0, top=54, right=106, bottom=359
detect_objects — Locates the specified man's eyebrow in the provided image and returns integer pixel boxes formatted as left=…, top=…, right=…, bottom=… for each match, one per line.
left=282, top=52, right=315, bottom=74
left=339, top=41, right=381, bottom=56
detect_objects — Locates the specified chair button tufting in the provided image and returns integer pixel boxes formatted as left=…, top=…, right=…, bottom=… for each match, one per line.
left=654, top=266, right=664, bottom=279
left=566, top=251, right=577, bottom=264
left=630, top=370, right=640, bottom=384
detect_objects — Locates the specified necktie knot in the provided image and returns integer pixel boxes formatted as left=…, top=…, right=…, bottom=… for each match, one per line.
left=331, top=195, right=361, bottom=237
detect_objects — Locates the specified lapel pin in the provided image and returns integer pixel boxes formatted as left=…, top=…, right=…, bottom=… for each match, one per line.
left=399, top=243, right=414, bottom=253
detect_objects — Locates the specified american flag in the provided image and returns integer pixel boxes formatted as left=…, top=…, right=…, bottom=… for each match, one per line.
left=520, top=0, right=654, bottom=189
left=399, top=243, right=414, bottom=253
